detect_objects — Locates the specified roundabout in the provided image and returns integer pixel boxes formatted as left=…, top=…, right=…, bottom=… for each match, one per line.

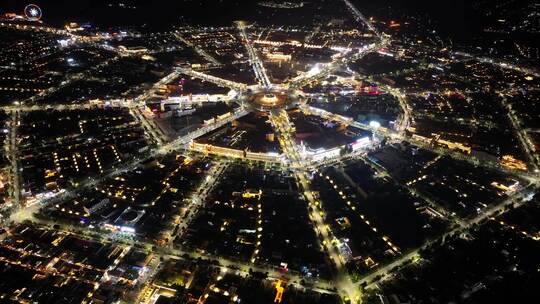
left=244, top=85, right=303, bottom=111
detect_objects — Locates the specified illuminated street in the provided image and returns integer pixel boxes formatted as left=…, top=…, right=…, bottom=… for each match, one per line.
left=0, top=1, right=539, bottom=304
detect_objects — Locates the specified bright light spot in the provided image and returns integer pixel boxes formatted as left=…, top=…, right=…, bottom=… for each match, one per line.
left=307, top=64, right=321, bottom=76
left=369, top=121, right=381, bottom=129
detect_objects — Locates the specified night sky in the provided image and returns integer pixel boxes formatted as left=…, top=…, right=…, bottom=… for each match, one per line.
left=0, top=0, right=534, bottom=44
left=0, top=0, right=478, bottom=29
